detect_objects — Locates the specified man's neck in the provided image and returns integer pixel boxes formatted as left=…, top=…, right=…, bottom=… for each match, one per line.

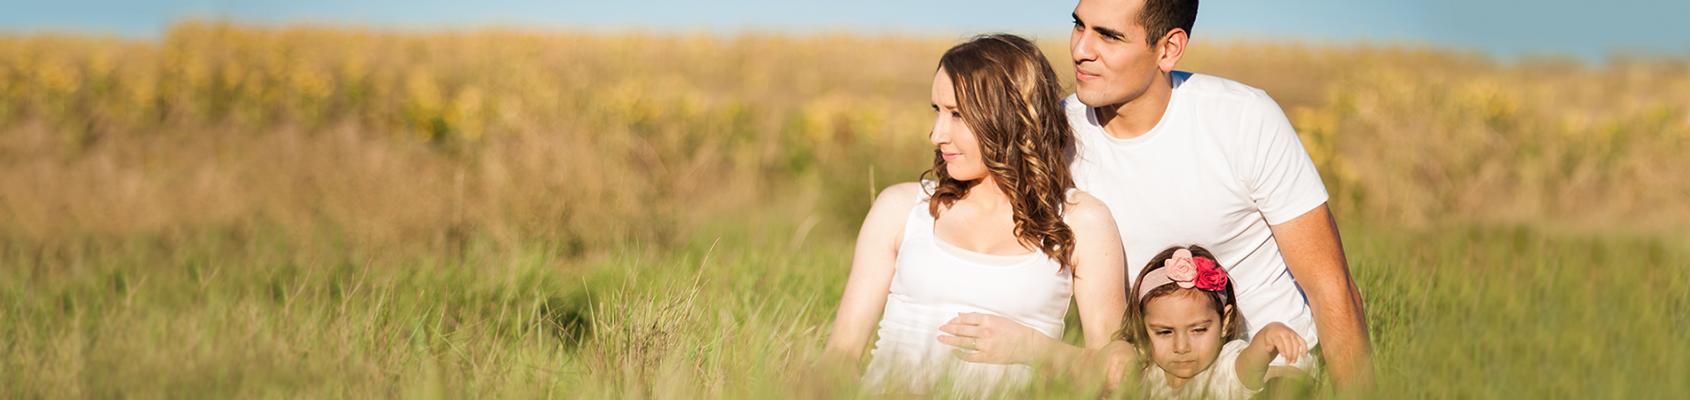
left=1095, top=72, right=1174, bottom=140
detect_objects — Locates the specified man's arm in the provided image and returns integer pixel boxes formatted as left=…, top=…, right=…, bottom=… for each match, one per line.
left=1270, top=203, right=1373, bottom=390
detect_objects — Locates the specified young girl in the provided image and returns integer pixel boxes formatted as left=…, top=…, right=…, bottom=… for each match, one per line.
left=1120, top=245, right=1309, bottom=399
left=822, top=34, right=1127, bottom=396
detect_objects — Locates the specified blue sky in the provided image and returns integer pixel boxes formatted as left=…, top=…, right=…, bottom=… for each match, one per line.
left=3, top=1, right=1687, bottom=62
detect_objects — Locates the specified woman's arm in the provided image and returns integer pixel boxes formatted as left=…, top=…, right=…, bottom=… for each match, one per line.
left=1235, top=322, right=1308, bottom=390
left=822, top=182, right=921, bottom=361
left=1062, top=193, right=1128, bottom=349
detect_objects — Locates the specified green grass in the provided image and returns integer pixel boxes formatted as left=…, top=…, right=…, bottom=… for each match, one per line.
left=3, top=27, right=1688, bottom=398
left=4, top=212, right=1686, bottom=398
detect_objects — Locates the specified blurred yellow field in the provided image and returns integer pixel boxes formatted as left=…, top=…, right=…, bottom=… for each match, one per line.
left=1, top=22, right=1686, bottom=398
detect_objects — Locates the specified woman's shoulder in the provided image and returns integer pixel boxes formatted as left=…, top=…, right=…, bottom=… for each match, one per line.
left=875, top=181, right=927, bottom=207
left=862, top=182, right=926, bottom=221
left=1062, top=190, right=1119, bottom=233
left=854, top=182, right=927, bottom=248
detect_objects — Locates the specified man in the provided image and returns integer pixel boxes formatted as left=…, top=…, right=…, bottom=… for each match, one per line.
left=937, top=0, right=1373, bottom=392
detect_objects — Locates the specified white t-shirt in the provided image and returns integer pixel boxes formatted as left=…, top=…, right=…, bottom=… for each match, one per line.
left=1141, top=340, right=1261, bottom=399
left=1067, top=71, right=1328, bottom=364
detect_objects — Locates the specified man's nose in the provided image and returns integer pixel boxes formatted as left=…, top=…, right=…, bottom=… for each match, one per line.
left=1071, top=34, right=1096, bottom=63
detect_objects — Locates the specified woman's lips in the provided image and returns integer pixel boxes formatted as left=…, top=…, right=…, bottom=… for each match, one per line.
left=941, top=152, right=961, bottom=161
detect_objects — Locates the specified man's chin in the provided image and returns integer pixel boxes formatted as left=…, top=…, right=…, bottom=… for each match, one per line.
left=1074, top=90, right=1121, bottom=109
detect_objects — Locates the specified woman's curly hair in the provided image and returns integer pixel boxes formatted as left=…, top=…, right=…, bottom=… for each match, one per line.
left=922, top=34, right=1078, bottom=272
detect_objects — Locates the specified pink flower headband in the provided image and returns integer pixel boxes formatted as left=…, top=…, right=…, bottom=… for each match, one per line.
left=1136, top=249, right=1229, bottom=302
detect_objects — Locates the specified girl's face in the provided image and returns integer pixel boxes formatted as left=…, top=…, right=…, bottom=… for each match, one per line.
left=1142, top=290, right=1230, bottom=381
left=929, top=69, right=989, bottom=181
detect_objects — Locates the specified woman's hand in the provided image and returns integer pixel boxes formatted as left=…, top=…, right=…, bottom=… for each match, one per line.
left=937, top=312, right=1056, bottom=364
left=1250, top=322, right=1308, bottom=363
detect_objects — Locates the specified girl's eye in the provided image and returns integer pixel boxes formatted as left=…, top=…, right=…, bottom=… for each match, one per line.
left=1194, top=328, right=1208, bottom=333
left=1154, top=330, right=1172, bottom=336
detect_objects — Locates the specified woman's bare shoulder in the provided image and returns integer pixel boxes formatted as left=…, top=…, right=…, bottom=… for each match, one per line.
left=1063, top=190, right=1119, bottom=234
left=876, top=182, right=926, bottom=206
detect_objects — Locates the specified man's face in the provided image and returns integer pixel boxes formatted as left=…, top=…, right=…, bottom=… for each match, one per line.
left=1142, top=290, right=1227, bottom=381
left=1070, top=0, right=1165, bottom=108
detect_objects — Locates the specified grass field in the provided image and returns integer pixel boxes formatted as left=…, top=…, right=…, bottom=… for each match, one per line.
left=2, top=23, right=1688, bottom=398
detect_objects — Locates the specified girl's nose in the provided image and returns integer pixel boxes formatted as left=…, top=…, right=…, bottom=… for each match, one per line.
left=1172, top=334, right=1191, bottom=354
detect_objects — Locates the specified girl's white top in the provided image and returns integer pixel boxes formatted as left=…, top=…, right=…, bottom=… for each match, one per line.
left=1141, top=340, right=1261, bottom=399
left=861, top=182, right=1075, bottom=396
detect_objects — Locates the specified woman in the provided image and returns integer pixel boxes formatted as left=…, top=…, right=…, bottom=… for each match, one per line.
left=822, top=34, right=1127, bottom=395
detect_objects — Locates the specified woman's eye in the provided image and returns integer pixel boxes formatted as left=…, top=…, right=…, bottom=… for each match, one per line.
left=950, top=111, right=962, bottom=119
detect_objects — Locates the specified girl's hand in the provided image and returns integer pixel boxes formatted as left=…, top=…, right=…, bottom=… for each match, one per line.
left=937, top=312, right=1054, bottom=364
left=1250, top=322, right=1308, bottom=363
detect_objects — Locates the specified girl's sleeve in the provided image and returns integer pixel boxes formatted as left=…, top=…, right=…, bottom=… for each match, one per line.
left=1210, top=340, right=1264, bottom=399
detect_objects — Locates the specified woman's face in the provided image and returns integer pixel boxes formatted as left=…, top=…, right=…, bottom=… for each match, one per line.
left=930, top=68, right=989, bottom=181
left=1142, top=290, right=1228, bottom=381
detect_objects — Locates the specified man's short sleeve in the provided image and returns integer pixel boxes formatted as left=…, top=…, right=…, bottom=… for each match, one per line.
left=1237, top=93, right=1329, bottom=225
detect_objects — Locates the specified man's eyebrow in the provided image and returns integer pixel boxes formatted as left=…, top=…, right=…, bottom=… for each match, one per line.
left=1072, top=12, right=1125, bottom=39
left=1094, top=25, right=1125, bottom=39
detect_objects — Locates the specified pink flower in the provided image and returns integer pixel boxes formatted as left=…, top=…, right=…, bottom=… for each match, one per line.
left=1164, top=249, right=1198, bottom=288
left=1193, top=257, right=1229, bottom=291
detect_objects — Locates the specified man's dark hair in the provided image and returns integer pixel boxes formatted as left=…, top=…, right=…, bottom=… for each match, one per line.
left=1139, top=0, right=1198, bottom=46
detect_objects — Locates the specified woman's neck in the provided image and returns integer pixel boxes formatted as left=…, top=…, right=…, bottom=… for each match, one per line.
left=958, top=176, right=1012, bottom=210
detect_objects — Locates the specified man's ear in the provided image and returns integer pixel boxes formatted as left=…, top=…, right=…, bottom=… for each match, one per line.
left=1156, top=28, right=1188, bottom=73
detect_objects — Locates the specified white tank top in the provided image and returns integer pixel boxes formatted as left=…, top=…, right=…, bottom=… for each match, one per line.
left=861, top=182, right=1076, bottom=396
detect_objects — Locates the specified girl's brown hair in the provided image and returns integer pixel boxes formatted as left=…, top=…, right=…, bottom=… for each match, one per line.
left=923, top=34, right=1077, bottom=271
left=1113, top=245, right=1247, bottom=348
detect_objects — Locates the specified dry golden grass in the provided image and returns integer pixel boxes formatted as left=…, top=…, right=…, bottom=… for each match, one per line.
left=3, top=23, right=1685, bottom=253
left=1, top=22, right=1687, bottom=398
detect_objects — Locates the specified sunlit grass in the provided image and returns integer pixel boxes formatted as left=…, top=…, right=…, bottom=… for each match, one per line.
left=2, top=23, right=1687, bottom=398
